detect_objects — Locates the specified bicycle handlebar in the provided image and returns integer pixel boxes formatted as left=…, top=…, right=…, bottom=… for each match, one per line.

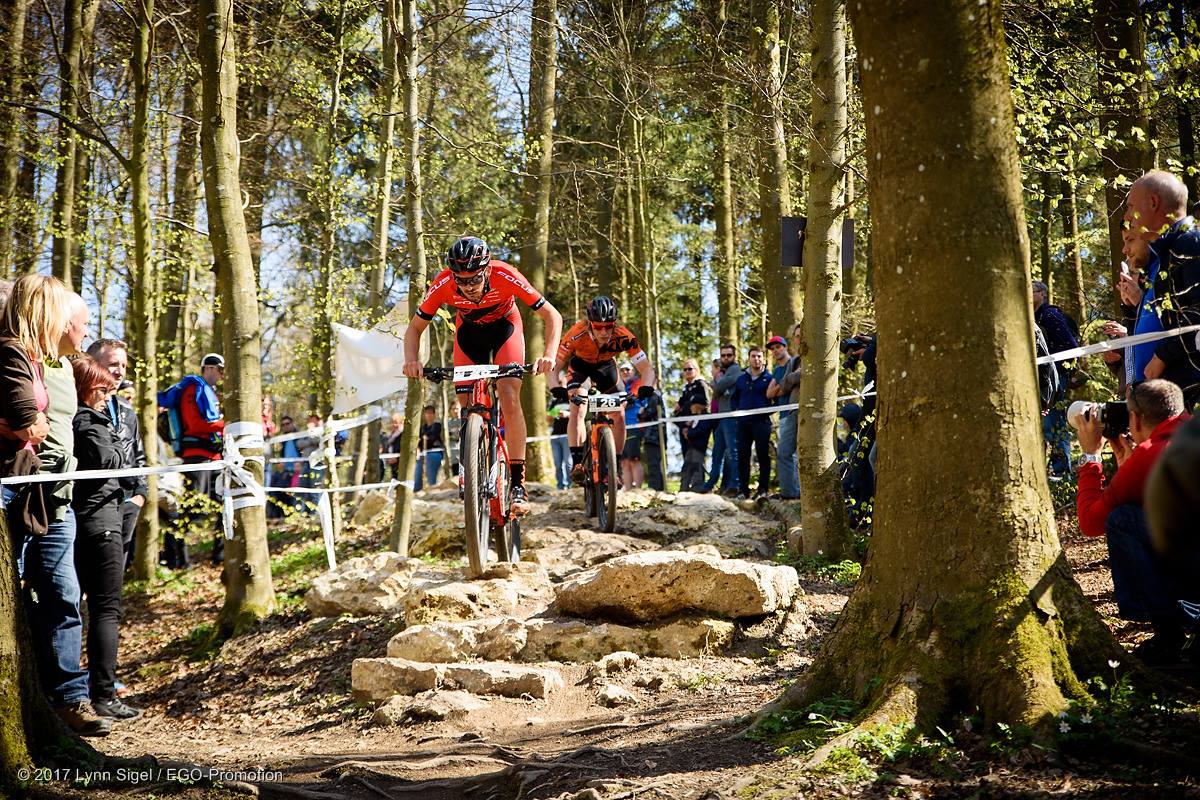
left=422, top=363, right=534, bottom=383
left=570, top=391, right=631, bottom=410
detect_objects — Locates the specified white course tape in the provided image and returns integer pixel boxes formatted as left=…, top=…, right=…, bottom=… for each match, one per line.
left=218, top=421, right=267, bottom=540
left=1035, top=323, right=1200, bottom=365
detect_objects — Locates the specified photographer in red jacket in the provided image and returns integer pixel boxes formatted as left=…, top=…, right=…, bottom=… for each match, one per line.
left=1074, top=379, right=1192, bottom=667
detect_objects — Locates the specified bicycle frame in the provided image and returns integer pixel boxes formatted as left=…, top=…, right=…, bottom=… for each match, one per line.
left=573, top=392, right=628, bottom=485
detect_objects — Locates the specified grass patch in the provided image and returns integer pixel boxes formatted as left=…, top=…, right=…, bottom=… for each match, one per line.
left=271, top=543, right=327, bottom=579
left=778, top=552, right=862, bottom=585
left=182, top=622, right=222, bottom=662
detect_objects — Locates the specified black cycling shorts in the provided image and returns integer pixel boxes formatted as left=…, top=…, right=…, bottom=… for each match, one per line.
left=565, top=356, right=620, bottom=393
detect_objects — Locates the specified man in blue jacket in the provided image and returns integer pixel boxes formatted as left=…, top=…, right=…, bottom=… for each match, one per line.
left=732, top=345, right=774, bottom=500
left=1123, top=169, right=1200, bottom=411
left=1032, top=281, right=1078, bottom=477
left=699, top=344, right=742, bottom=495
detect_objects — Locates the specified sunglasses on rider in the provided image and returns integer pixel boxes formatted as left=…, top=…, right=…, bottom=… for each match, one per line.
left=591, top=322, right=615, bottom=331
left=454, top=270, right=486, bottom=286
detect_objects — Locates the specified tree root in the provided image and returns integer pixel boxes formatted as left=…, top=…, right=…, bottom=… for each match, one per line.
left=803, top=678, right=919, bottom=769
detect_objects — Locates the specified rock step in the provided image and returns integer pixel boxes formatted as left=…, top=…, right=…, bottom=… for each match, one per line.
left=352, top=658, right=564, bottom=702
left=554, top=552, right=800, bottom=623
left=386, top=615, right=735, bottom=663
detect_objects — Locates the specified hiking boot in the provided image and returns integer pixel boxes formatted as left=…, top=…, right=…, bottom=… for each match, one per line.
left=55, top=701, right=112, bottom=737
left=510, top=482, right=531, bottom=517
left=570, top=463, right=588, bottom=486
left=94, top=698, right=144, bottom=720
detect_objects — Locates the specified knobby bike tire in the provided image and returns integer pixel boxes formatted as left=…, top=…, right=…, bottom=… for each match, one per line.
left=583, top=428, right=597, bottom=517
left=492, top=439, right=520, bottom=563
left=462, top=414, right=490, bottom=577
left=597, top=425, right=618, bottom=532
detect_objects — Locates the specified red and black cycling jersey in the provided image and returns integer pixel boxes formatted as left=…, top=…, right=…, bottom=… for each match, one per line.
left=416, top=260, right=545, bottom=325
left=556, top=320, right=645, bottom=365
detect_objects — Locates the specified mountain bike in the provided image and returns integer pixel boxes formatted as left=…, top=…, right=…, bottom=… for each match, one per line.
left=570, top=390, right=629, bottom=533
left=423, top=363, right=531, bottom=577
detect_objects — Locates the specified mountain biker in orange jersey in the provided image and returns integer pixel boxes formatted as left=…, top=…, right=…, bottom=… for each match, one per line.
left=548, top=295, right=656, bottom=485
left=402, top=237, right=563, bottom=514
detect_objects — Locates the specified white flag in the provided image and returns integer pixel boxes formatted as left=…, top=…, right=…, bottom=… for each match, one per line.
left=332, top=322, right=407, bottom=414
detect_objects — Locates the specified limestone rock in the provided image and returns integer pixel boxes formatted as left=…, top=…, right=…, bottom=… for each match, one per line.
left=554, top=552, right=800, bottom=622
left=596, top=684, right=637, bottom=707
left=593, top=651, right=640, bottom=676
left=633, top=673, right=665, bottom=691
left=523, top=617, right=734, bottom=661
left=401, top=563, right=553, bottom=625
left=352, top=658, right=563, bottom=701
left=678, top=543, right=722, bottom=558
left=369, top=695, right=411, bottom=727
left=522, top=525, right=658, bottom=578
left=404, top=690, right=488, bottom=721
left=408, top=499, right=467, bottom=558
left=387, top=617, right=527, bottom=662
left=305, top=553, right=435, bottom=617
left=350, top=490, right=392, bottom=528
left=352, top=658, right=440, bottom=701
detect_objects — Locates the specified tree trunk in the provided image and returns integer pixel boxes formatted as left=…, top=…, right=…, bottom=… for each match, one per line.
left=239, top=0, right=283, bottom=281
left=1057, top=156, right=1086, bottom=326
left=0, top=509, right=59, bottom=788
left=1170, top=2, right=1198, bottom=209
left=1095, top=0, right=1151, bottom=317
left=1038, top=172, right=1053, bottom=292
left=12, top=101, right=37, bottom=273
left=359, top=0, right=402, bottom=490
left=708, top=0, right=738, bottom=350
left=159, top=76, right=200, bottom=366
left=390, top=0, right=428, bottom=555
left=315, top=1, right=347, bottom=542
left=128, top=0, right=162, bottom=584
left=754, top=0, right=799, bottom=336
left=0, top=0, right=29, bottom=278
left=794, top=0, right=851, bottom=559
left=50, top=0, right=85, bottom=292
left=519, top=0, right=557, bottom=483
left=198, top=0, right=275, bottom=635
left=766, top=0, right=1120, bottom=746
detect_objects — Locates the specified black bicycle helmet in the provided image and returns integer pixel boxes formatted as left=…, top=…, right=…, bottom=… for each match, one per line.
left=586, top=295, right=618, bottom=323
left=447, top=236, right=491, bottom=273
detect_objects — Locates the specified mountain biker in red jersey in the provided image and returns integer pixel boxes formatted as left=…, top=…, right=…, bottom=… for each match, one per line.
left=402, top=237, right=563, bottom=514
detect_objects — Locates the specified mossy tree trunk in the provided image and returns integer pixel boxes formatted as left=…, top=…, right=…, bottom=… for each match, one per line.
left=390, top=0, right=428, bottom=555
left=1095, top=0, right=1151, bottom=317
left=794, top=0, right=851, bottom=559
left=753, top=0, right=798, bottom=336
left=766, top=0, right=1121, bottom=747
left=198, top=0, right=276, bottom=635
left=0, top=506, right=59, bottom=788
left=519, top=0, right=557, bottom=483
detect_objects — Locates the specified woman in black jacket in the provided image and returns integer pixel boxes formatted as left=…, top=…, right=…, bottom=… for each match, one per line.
left=71, top=355, right=142, bottom=720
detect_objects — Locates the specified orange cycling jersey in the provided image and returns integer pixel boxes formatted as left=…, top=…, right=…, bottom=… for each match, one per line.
left=416, top=261, right=545, bottom=325
left=557, top=320, right=645, bottom=365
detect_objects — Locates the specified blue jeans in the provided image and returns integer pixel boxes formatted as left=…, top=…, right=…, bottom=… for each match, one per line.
left=702, top=418, right=739, bottom=491
left=413, top=450, right=445, bottom=491
left=1106, top=505, right=1200, bottom=626
left=8, top=497, right=90, bottom=707
left=776, top=412, right=799, bottom=498
left=550, top=435, right=571, bottom=489
left=1042, top=405, right=1071, bottom=476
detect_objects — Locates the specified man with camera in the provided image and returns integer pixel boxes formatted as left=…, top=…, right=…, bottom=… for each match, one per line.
left=1122, top=169, right=1200, bottom=410
left=1074, top=379, right=1193, bottom=666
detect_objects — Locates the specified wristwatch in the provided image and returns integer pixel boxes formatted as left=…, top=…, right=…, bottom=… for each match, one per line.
left=1077, top=453, right=1102, bottom=467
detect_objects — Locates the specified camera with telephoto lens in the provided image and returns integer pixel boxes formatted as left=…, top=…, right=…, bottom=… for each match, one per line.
left=1067, top=400, right=1130, bottom=441
left=840, top=337, right=867, bottom=370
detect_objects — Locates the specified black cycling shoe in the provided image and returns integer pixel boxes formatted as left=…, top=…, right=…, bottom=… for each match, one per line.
left=570, top=463, right=588, bottom=486
left=510, top=482, right=531, bottom=517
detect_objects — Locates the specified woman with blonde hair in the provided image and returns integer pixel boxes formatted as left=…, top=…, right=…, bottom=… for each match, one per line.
left=0, top=274, right=65, bottom=460
left=1, top=276, right=110, bottom=736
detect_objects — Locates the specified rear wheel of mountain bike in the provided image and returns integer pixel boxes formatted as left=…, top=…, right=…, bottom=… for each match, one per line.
left=462, top=414, right=490, bottom=577
left=596, top=425, right=619, bottom=532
